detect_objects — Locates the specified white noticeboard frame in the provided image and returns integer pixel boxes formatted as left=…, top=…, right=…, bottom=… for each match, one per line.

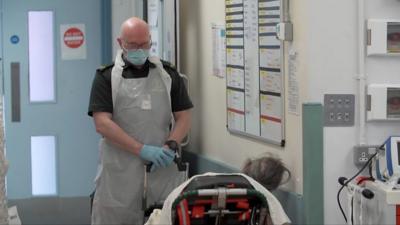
left=225, top=0, right=285, bottom=146
left=60, top=24, right=87, bottom=60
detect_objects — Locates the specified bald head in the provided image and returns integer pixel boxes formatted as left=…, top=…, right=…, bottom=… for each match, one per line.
left=118, top=17, right=151, bottom=50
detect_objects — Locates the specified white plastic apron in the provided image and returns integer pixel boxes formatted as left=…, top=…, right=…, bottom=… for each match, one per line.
left=92, top=51, right=185, bottom=225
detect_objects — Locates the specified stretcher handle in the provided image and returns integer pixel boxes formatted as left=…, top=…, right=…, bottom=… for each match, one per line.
left=146, top=163, right=152, bottom=173
left=174, top=155, right=188, bottom=172
left=171, top=189, right=269, bottom=209
left=145, top=154, right=187, bottom=172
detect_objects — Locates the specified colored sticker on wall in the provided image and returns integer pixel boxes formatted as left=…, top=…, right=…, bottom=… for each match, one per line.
left=63, top=27, right=84, bottom=49
left=60, top=23, right=87, bottom=60
left=10, top=35, right=19, bottom=44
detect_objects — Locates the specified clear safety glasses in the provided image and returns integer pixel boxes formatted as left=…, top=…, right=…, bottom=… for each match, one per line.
left=122, top=40, right=152, bottom=51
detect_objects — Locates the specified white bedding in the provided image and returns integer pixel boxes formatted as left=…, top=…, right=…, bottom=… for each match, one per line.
left=145, top=172, right=291, bottom=225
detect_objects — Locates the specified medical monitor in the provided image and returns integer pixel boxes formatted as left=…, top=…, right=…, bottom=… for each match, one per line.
left=398, top=141, right=400, bottom=166
left=387, top=136, right=400, bottom=177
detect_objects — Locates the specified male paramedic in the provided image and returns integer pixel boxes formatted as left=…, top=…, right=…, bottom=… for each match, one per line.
left=88, top=17, right=193, bottom=225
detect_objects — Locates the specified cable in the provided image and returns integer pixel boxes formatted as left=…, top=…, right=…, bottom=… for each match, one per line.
left=250, top=206, right=256, bottom=225
left=337, top=182, right=348, bottom=222
left=368, top=161, right=373, bottom=179
left=351, top=197, right=354, bottom=225
left=337, top=151, right=378, bottom=223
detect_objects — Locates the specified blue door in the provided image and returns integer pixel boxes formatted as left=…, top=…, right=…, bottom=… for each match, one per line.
left=1, top=0, right=103, bottom=201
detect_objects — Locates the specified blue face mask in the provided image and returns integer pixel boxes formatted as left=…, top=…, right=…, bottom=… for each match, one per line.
left=125, top=49, right=149, bottom=66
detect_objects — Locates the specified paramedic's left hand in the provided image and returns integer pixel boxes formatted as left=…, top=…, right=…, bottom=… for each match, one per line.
left=150, top=148, right=175, bottom=172
left=162, top=148, right=175, bottom=166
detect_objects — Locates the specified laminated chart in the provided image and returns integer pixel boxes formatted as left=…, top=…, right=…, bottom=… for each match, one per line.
left=225, top=0, right=284, bottom=146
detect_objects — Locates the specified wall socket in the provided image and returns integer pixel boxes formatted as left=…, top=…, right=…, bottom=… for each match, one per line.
left=353, top=145, right=378, bottom=166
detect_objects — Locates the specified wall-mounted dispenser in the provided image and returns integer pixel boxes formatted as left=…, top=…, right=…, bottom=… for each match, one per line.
left=367, top=19, right=400, bottom=55
left=367, top=84, right=400, bottom=120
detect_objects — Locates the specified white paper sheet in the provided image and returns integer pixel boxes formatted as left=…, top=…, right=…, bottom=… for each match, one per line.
left=226, top=67, right=245, bottom=89
left=227, top=89, right=245, bottom=132
left=212, top=23, right=226, bottom=78
left=259, top=48, right=281, bottom=68
left=150, top=28, right=159, bottom=57
left=288, top=49, right=300, bottom=115
left=260, top=94, right=282, bottom=119
left=227, top=89, right=245, bottom=111
left=260, top=70, right=281, bottom=93
left=226, top=48, right=244, bottom=66
left=148, top=0, right=159, bottom=27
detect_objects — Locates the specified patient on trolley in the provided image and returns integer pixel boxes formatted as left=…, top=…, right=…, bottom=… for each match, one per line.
left=241, top=155, right=291, bottom=225
left=242, top=155, right=291, bottom=192
left=145, top=155, right=291, bottom=225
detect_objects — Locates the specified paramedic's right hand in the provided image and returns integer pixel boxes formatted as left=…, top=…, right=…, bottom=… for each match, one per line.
left=139, top=145, right=175, bottom=169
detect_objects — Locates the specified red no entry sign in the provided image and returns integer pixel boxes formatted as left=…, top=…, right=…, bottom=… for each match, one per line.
left=63, top=27, right=84, bottom=48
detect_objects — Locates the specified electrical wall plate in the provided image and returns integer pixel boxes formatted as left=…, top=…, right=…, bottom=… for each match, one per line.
left=354, top=145, right=379, bottom=167
left=324, top=94, right=355, bottom=127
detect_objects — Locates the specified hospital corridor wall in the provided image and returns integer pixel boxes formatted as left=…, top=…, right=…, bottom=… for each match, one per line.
left=178, top=0, right=400, bottom=225
left=178, top=0, right=308, bottom=223
left=301, top=1, right=400, bottom=224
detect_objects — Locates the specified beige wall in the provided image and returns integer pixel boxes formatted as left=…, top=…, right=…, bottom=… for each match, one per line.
left=177, top=0, right=400, bottom=223
left=179, top=0, right=305, bottom=194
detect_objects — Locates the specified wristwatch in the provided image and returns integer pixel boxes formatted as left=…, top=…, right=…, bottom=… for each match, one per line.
left=164, top=140, right=180, bottom=152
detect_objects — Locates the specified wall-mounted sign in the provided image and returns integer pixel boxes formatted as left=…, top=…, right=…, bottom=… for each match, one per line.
left=60, top=24, right=86, bottom=60
left=10, top=35, right=19, bottom=44
left=64, top=27, right=84, bottom=49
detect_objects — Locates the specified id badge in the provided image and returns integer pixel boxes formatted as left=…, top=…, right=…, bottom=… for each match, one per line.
left=141, top=94, right=152, bottom=110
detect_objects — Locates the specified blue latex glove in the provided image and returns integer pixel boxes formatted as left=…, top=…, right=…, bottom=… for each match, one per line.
left=139, top=145, right=175, bottom=169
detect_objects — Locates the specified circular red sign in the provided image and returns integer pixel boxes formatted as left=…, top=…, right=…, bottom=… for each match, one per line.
left=63, top=27, right=84, bottom=48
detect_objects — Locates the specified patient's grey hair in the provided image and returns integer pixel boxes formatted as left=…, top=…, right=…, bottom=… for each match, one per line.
left=242, top=155, right=291, bottom=191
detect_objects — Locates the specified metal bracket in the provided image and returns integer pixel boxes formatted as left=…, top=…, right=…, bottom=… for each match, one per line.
left=276, top=22, right=293, bottom=41
left=217, top=188, right=227, bottom=210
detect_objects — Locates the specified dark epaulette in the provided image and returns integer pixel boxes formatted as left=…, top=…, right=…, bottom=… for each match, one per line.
left=161, top=60, right=176, bottom=70
left=96, top=63, right=114, bottom=73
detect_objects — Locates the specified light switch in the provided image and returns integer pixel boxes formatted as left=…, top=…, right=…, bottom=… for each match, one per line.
left=324, top=94, right=355, bottom=127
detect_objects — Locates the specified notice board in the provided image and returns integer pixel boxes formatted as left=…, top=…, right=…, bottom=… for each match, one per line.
left=225, top=0, right=285, bottom=146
